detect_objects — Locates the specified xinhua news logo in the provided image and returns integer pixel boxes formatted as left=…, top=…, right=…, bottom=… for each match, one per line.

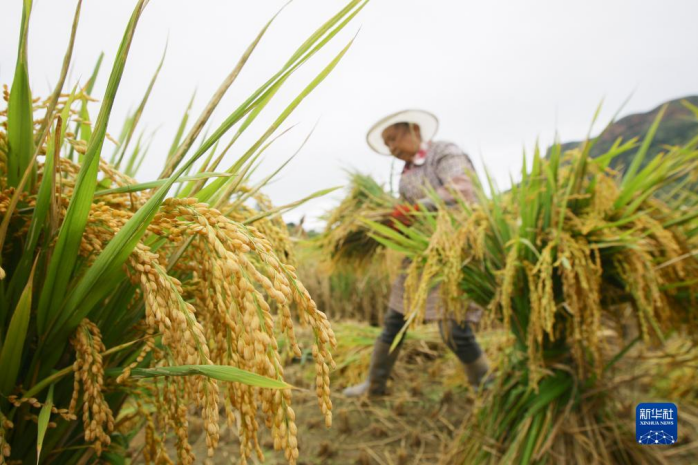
left=636, top=403, right=678, bottom=445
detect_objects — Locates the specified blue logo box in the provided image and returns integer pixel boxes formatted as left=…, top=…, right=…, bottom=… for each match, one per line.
left=636, top=403, right=678, bottom=445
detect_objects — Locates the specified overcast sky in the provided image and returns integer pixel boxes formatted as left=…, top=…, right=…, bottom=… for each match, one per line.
left=2, top=1, right=698, bottom=228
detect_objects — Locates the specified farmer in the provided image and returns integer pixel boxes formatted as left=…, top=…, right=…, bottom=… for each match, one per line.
left=343, top=109, right=490, bottom=397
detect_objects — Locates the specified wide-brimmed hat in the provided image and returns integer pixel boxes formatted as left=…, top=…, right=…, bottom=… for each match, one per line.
left=366, top=109, right=439, bottom=155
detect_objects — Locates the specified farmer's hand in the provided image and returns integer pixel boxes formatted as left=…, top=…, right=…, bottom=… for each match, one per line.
left=389, top=203, right=420, bottom=228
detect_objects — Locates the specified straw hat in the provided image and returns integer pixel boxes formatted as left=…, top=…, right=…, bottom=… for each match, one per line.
left=366, top=109, right=439, bottom=155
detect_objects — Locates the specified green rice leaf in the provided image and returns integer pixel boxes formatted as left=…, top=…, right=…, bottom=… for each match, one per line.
left=8, top=88, right=78, bottom=309
left=520, top=410, right=544, bottom=465
left=68, top=52, right=104, bottom=161
left=196, top=34, right=359, bottom=202
left=36, top=384, right=55, bottom=464
left=621, top=105, right=666, bottom=189
left=34, top=0, right=82, bottom=146
left=284, top=0, right=362, bottom=67
left=94, top=172, right=234, bottom=197
left=524, top=374, right=572, bottom=419
left=243, top=187, right=341, bottom=224
left=223, top=125, right=308, bottom=211
left=182, top=0, right=366, bottom=191
left=0, top=263, right=34, bottom=397
left=159, top=1, right=290, bottom=178
left=6, top=0, right=35, bottom=190
left=115, top=43, right=166, bottom=169
left=37, top=0, right=148, bottom=335
left=369, top=234, right=414, bottom=255
left=167, top=91, right=196, bottom=161
left=120, top=365, right=292, bottom=390
left=362, top=219, right=422, bottom=249
left=123, top=130, right=146, bottom=177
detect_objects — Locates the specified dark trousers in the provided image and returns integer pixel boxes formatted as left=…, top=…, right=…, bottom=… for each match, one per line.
left=378, top=309, right=483, bottom=364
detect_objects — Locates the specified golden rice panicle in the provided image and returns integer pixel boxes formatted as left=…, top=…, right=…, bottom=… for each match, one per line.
left=126, top=236, right=221, bottom=458
left=116, top=332, right=155, bottom=384
left=557, top=233, right=603, bottom=379
left=0, top=411, right=13, bottom=463
left=302, top=298, right=335, bottom=428
left=588, top=163, right=620, bottom=220
left=158, top=378, right=195, bottom=465
left=69, top=319, right=115, bottom=456
left=142, top=197, right=335, bottom=462
left=493, top=244, right=519, bottom=331
left=142, top=411, right=164, bottom=465
left=429, top=208, right=486, bottom=322
left=0, top=190, right=11, bottom=217
left=636, top=211, right=687, bottom=280
left=153, top=200, right=270, bottom=460
left=238, top=189, right=296, bottom=263
left=402, top=212, right=448, bottom=325
left=269, top=262, right=336, bottom=429
left=320, top=173, right=397, bottom=270
left=97, top=158, right=139, bottom=190
left=524, top=261, right=545, bottom=386
left=129, top=244, right=211, bottom=366
left=229, top=383, right=264, bottom=464
left=615, top=249, right=666, bottom=342
left=6, top=395, right=75, bottom=423
left=142, top=389, right=175, bottom=465
left=257, top=244, right=336, bottom=428
left=270, top=389, right=300, bottom=464
left=311, top=344, right=332, bottom=428
left=278, top=263, right=335, bottom=425
left=522, top=242, right=557, bottom=386
left=533, top=242, right=556, bottom=339
left=81, top=203, right=132, bottom=259
left=280, top=302, right=302, bottom=358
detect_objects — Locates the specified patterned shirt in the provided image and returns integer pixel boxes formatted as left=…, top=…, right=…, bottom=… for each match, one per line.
left=399, top=141, right=477, bottom=204
left=389, top=140, right=481, bottom=322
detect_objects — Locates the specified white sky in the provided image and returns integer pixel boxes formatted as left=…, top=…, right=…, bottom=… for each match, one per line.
left=2, top=0, right=698, bottom=229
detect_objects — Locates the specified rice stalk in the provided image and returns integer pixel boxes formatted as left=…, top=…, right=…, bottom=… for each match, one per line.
left=0, top=1, right=367, bottom=464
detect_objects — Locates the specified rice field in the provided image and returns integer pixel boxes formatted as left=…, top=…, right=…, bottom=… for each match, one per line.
left=2, top=1, right=698, bottom=465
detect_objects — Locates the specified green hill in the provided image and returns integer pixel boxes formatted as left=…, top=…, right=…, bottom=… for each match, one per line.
left=558, top=96, right=698, bottom=171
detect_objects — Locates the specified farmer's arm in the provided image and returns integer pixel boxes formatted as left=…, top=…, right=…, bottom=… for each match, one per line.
left=433, top=172, right=478, bottom=205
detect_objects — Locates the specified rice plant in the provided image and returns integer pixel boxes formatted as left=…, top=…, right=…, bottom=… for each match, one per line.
left=320, top=172, right=398, bottom=269
left=0, top=1, right=367, bottom=463
left=367, top=106, right=698, bottom=464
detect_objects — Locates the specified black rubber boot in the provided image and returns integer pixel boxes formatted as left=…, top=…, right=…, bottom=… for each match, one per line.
left=437, top=318, right=492, bottom=391
left=462, top=353, right=491, bottom=392
left=342, top=339, right=402, bottom=397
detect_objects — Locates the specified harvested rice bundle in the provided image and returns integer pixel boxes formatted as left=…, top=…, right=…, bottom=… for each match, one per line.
left=321, top=172, right=398, bottom=269
left=371, top=108, right=698, bottom=464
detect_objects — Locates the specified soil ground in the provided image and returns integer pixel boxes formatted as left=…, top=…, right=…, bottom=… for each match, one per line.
left=186, top=326, right=474, bottom=465
left=189, top=366, right=472, bottom=465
